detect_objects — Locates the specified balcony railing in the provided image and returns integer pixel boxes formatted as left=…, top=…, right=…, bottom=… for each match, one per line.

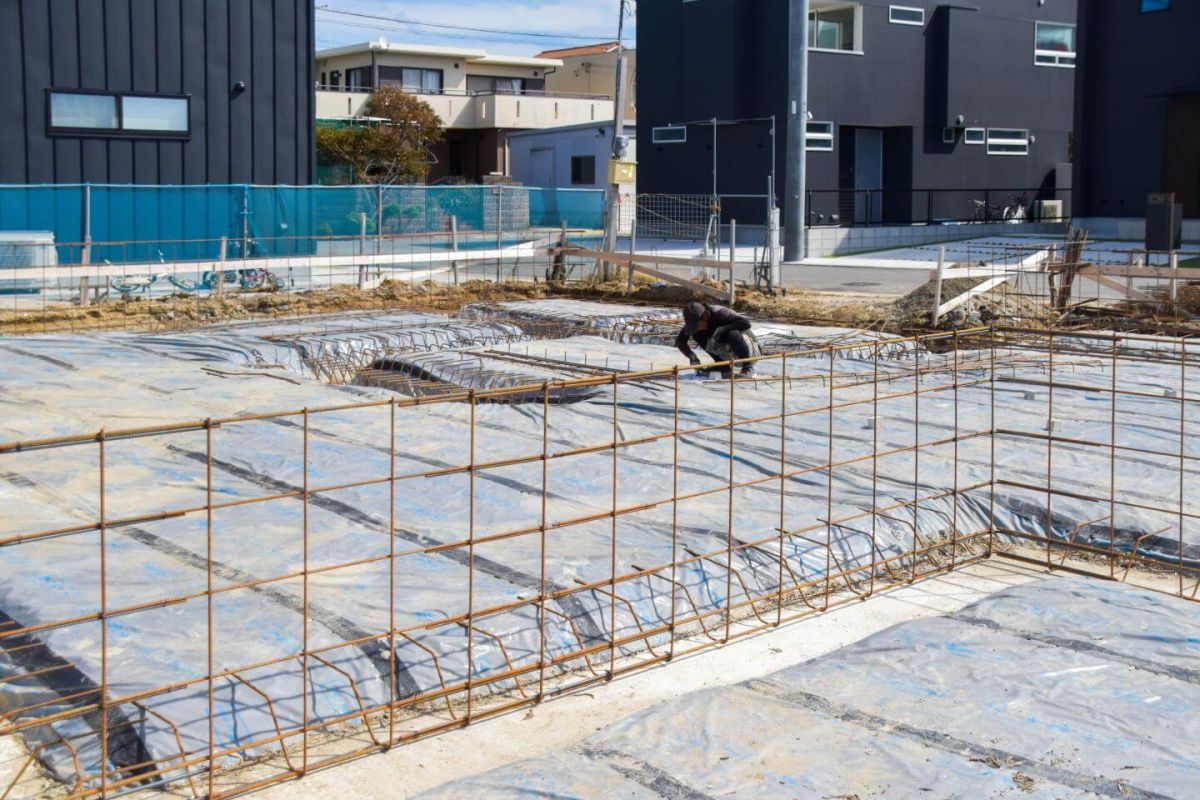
left=315, top=84, right=611, bottom=101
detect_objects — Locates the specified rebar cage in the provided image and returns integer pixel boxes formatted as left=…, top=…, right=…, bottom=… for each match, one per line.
left=1, top=326, right=1198, bottom=799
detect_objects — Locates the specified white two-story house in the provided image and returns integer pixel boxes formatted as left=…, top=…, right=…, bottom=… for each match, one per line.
left=316, top=39, right=616, bottom=182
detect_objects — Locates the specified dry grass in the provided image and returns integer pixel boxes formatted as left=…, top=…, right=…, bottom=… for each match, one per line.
left=0, top=277, right=894, bottom=336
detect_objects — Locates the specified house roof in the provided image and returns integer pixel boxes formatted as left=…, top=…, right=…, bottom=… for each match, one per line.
left=535, top=42, right=625, bottom=59
left=316, top=39, right=562, bottom=68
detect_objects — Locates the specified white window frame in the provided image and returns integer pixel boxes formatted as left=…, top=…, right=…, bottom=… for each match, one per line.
left=964, top=128, right=985, bottom=145
left=888, top=5, right=925, bottom=26
left=652, top=126, right=687, bottom=144
left=986, top=128, right=1029, bottom=157
left=1034, top=21, right=1076, bottom=68
left=806, top=121, right=834, bottom=152
left=808, top=2, right=865, bottom=55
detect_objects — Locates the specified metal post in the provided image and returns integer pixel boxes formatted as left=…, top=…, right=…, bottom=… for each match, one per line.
left=602, top=0, right=631, bottom=268
left=602, top=54, right=630, bottom=281
left=358, top=212, right=368, bottom=290
left=784, top=0, right=810, bottom=262
left=708, top=118, right=719, bottom=260
left=1170, top=250, right=1179, bottom=309
left=217, top=237, right=227, bottom=297
left=728, top=219, right=737, bottom=306
left=496, top=187, right=503, bottom=282
left=626, top=218, right=637, bottom=293
left=79, top=185, right=92, bottom=306
left=496, top=186, right=503, bottom=248
left=931, top=246, right=946, bottom=326
left=81, top=184, right=93, bottom=265
left=450, top=215, right=460, bottom=285
left=375, top=184, right=384, bottom=253
left=768, top=177, right=782, bottom=291
left=241, top=184, right=250, bottom=259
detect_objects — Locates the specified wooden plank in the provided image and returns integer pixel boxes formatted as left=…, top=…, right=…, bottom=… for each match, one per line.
left=560, top=246, right=731, bottom=272
left=628, top=261, right=727, bottom=300
left=936, top=276, right=1009, bottom=318
left=1079, top=264, right=1200, bottom=280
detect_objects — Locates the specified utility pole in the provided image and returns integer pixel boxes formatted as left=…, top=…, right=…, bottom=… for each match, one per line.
left=602, top=0, right=632, bottom=279
left=783, top=0, right=810, bottom=263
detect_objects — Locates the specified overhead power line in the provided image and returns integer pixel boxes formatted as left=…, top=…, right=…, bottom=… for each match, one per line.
left=316, top=5, right=616, bottom=42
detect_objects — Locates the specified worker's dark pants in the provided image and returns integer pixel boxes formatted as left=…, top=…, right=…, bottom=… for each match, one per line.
left=705, top=329, right=752, bottom=362
left=704, top=330, right=755, bottom=375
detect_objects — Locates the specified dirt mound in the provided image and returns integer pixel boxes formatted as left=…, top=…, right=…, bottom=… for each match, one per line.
left=889, top=275, right=1054, bottom=329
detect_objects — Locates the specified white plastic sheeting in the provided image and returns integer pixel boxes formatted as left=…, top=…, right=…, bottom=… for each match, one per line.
left=0, top=312, right=1196, bottom=790
left=418, top=577, right=1200, bottom=799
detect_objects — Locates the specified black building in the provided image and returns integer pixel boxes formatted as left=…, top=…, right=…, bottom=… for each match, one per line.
left=0, top=0, right=315, bottom=185
left=1074, top=0, right=1200, bottom=221
left=637, top=0, right=1078, bottom=225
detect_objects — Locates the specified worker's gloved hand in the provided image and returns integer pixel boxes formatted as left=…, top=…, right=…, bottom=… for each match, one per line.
left=688, top=354, right=702, bottom=367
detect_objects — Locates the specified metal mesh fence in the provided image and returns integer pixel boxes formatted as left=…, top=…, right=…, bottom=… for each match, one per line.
left=0, top=185, right=605, bottom=265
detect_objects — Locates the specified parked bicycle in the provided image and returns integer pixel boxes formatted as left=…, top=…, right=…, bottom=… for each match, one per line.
left=971, top=193, right=1029, bottom=223
left=111, top=267, right=283, bottom=297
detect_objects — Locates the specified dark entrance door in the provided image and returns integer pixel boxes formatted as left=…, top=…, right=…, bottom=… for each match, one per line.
left=839, top=126, right=914, bottom=225
left=1165, top=93, right=1200, bottom=217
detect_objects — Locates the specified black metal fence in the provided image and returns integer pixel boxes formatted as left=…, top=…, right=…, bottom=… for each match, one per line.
left=806, top=188, right=1067, bottom=228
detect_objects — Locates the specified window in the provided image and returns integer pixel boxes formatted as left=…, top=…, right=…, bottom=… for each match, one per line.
left=1034, top=22, right=1076, bottom=67
left=1142, top=0, right=1170, bottom=11
left=380, top=67, right=443, bottom=94
left=964, top=127, right=985, bottom=145
left=652, top=126, right=686, bottom=144
left=570, top=155, right=596, bottom=185
left=346, top=67, right=372, bottom=90
left=47, top=91, right=189, bottom=137
left=942, top=127, right=957, bottom=144
left=986, top=128, right=1029, bottom=156
left=407, top=68, right=443, bottom=94
left=806, top=121, right=834, bottom=152
left=120, top=96, right=188, bottom=132
left=466, top=75, right=543, bottom=95
left=888, top=5, right=924, bottom=26
left=49, top=93, right=117, bottom=130
left=809, top=3, right=862, bottom=52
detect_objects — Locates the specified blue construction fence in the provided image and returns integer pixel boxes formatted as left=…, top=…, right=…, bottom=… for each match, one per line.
left=0, top=184, right=604, bottom=264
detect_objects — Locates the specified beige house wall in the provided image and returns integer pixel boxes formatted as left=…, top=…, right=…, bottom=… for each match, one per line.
left=315, top=90, right=613, bottom=131
left=543, top=50, right=636, bottom=118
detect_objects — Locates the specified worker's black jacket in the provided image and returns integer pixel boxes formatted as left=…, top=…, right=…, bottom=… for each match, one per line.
left=675, top=305, right=751, bottom=361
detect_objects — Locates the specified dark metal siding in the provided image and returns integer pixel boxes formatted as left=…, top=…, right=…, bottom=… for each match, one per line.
left=638, top=0, right=1076, bottom=214
left=1074, top=2, right=1200, bottom=218
left=0, top=0, right=315, bottom=185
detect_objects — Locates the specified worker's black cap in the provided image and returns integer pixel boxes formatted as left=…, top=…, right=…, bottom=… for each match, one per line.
left=682, top=302, right=706, bottom=334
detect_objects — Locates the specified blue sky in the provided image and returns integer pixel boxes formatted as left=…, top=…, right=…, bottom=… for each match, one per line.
left=314, top=1, right=633, bottom=56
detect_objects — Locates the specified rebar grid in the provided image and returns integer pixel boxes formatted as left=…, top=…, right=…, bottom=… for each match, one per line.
left=0, top=326, right=1197, bottom=800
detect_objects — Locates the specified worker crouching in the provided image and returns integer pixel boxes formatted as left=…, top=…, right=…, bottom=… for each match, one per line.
left=676, top=301, right=760, bottom=379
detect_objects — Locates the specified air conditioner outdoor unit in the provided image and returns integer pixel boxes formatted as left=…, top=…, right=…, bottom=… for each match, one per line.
left=1035, top=199, right=1063, bottom=221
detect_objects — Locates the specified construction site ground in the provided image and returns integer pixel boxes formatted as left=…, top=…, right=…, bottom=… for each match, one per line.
left=251, top=555, right=1197, bottom=800
left=2, top=282, right=1199, bottom=798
